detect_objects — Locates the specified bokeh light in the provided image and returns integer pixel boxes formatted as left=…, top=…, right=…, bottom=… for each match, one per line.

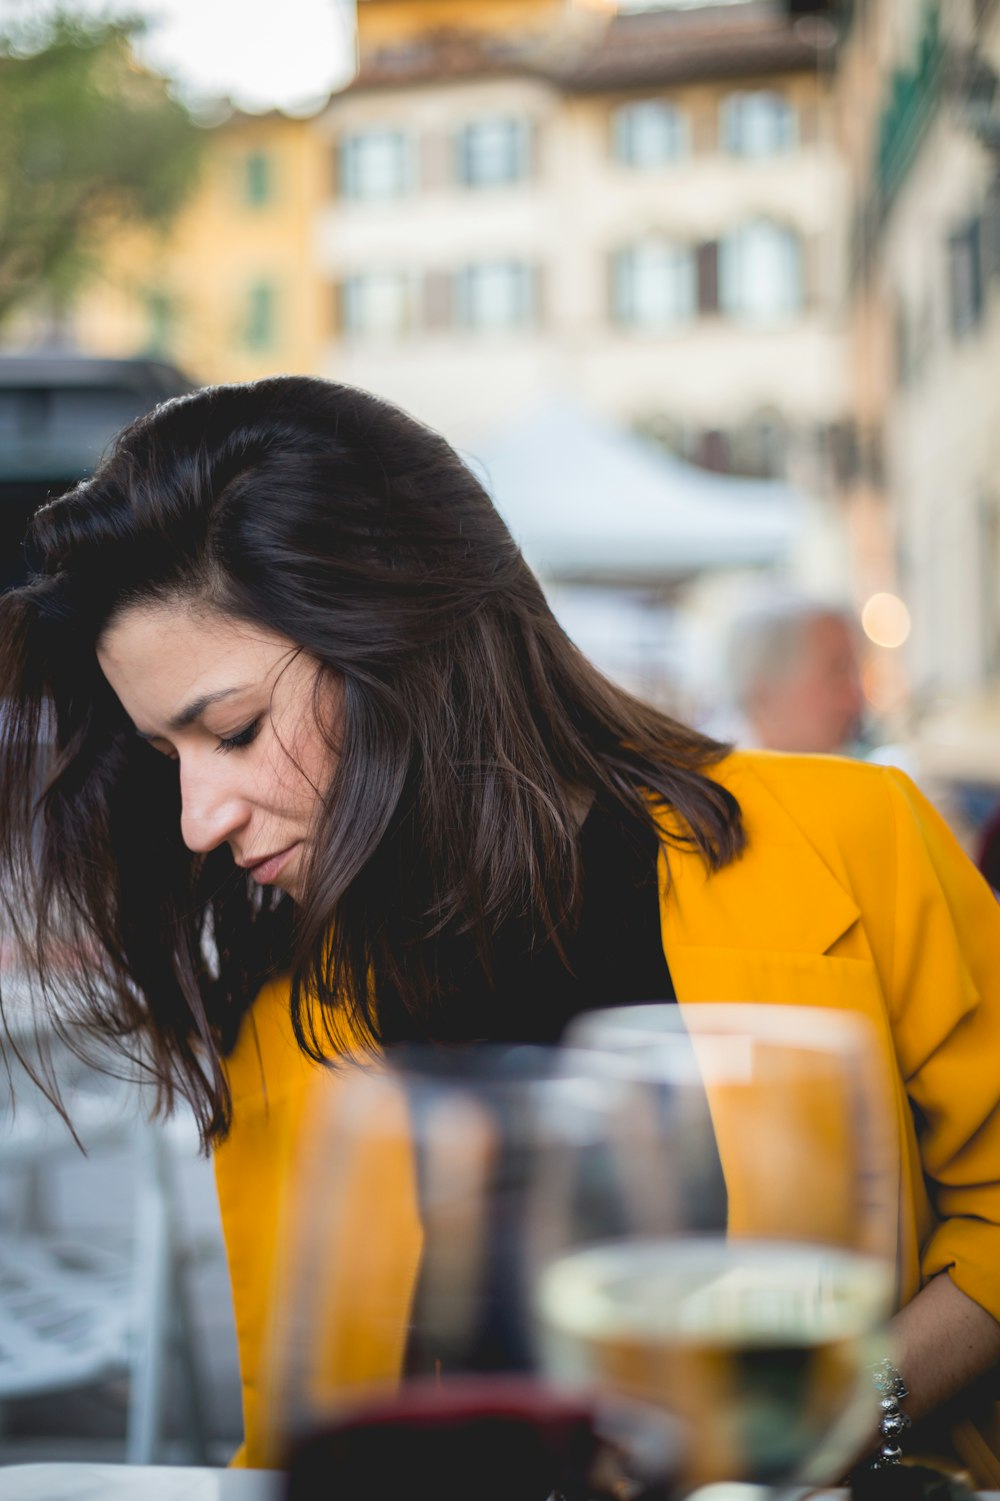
left=861, top=593, right=911, bottom=649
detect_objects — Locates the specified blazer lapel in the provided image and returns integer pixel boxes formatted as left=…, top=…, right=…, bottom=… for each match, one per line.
left=654, top=756, right=863, bottom=1006
left=652, top=756, right=910, bottom=1292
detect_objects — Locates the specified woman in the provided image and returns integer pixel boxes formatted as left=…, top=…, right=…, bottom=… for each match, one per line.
left=1, top=376, right=999, bottom=1476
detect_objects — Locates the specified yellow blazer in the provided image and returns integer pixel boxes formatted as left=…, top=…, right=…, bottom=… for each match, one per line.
left=214, top=750, right=1000, bottom=1475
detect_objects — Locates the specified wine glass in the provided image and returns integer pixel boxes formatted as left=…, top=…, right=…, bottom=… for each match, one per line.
left=270, top=1044, right=684, bottom=1501
left=533, top=1003, right=898, bottom=1491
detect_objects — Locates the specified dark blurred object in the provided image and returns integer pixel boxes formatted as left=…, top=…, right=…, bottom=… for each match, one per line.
left=785, top=0, right=844, bottom=16
left=977, top=803, right=1000, bottom=892
left=0, top=355, right=194, bottom=590
left=284, top=1378, right=676, bottom=1501
left=852, top=1461, right=978, bottom=1501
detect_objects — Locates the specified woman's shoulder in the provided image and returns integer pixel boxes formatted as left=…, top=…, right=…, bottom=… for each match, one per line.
left=711, top=746, right=907, bottom=807
left=707, top=748, right=918, bottom=857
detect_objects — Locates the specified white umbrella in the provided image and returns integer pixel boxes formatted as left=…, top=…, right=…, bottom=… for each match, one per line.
left=464, top=396, right=800, bottom=584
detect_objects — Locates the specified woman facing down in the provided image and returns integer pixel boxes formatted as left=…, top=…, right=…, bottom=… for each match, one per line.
left=2, top=377, right=999, bottom=1476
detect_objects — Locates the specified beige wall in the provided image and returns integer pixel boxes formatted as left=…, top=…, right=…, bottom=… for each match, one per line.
left=317, top=67, right=850, bottom=450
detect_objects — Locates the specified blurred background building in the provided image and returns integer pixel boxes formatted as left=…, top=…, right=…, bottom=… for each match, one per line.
left=835, top=0, right=1000, bottom=787
left=5, top=0, right=998, bottom=760
left=5, top=0, right=856, bottom=713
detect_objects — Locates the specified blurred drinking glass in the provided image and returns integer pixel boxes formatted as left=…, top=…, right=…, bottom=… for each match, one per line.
left=271, top=1044, right=682, bottom=1501
left=535, top=1003, right=898, bottom=1490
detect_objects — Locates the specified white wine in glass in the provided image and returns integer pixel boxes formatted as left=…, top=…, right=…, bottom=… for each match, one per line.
left=534, top=1004, right=898, bottom=1489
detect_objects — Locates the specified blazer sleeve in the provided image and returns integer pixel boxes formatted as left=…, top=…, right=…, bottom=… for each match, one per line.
left=877, top=766, right=1000, bottom=1321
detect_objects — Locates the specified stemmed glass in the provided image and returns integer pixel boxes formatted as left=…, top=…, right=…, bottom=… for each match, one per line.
left=535, top=1003, right=898, bottom=1491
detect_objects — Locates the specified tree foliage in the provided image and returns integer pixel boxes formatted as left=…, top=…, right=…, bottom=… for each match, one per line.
left=0, top=10, right=204, bottom=324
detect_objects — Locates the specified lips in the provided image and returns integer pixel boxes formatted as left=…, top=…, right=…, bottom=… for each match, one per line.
left=240, top=843, right=300, bottom=884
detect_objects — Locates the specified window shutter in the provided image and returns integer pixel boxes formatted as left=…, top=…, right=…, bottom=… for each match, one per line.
left=948, top=218, right=984, bottom=339
left=697, top=240, right=719, bottom=314
left=331, top=281, right=346, bottom=337
left=696, top=429, right=730, bottom=473
left=802, top=232, right=821, bottom=310
left=609, top=248, right=629, bottom=325
left=519, top=118, right=537, bottom=183
left=422, top=269, right=452, bottom=331
left=420, top=131, right=451, bottom=192
left=983, top=186, right=1000, bottom=283
left=532, top=263, right=546, bottom=328
left=335, top=139, right=350, bottom=199
left=691, top=101, right=716, bottom=155
left=455, top=126, right=471, bottom=188
left=798, top=98, right=821, bottom=147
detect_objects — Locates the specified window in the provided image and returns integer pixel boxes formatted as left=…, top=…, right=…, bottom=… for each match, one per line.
left=612, top=101, right=688, bottom=167
left=719, top=221, right=802, bottom=323
left=456, top=118, right=532, bottom=189
left=721, top=91, right=796, bottom=157
left=454, top=262, right=536, bottom=331
left=341, top=271, right=414, bottom=339
left=729, top=411, right=788, bottom=479
left=947, top=217, right=984, bottom=340
left=145, top=290, right=173, bottom=355
left=612, top=239, right=696, bottom=329
left=244, top=282, right=276, bottom=350
left=340, top=129, right=413, bottom=201
left=245, top=151, right=272, bottom=206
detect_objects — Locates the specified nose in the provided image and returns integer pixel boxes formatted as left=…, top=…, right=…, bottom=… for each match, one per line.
left=178, top=754, right=252, bottom=855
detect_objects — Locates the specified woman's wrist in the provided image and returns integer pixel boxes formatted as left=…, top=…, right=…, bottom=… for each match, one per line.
left=870, top=1357, right=911, bottom=1468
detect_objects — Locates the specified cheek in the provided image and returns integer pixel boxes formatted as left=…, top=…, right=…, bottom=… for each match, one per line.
left=272, top=724, right=336, bottom=816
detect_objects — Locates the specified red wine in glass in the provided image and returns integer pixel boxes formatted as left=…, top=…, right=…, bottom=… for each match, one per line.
left=283, top=1375, right=679, bottom=1501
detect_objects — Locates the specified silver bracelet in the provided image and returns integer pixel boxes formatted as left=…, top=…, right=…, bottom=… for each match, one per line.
left=870, top=1357, right=911, bottom=1468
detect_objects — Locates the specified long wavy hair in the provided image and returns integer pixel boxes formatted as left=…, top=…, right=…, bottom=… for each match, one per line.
left=0, top=376, right=744, bottom=1142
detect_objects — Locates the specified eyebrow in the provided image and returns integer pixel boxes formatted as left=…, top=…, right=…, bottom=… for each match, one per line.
left=134, top=687, right=245, bottom=740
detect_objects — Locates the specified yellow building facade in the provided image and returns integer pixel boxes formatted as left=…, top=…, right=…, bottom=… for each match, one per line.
left=72, top=109, right=328, bottom=387
left=357, top=0, right=612, bottom=53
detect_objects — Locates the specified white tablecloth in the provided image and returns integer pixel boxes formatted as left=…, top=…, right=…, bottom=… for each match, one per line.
left=0, top=1466, right=281, bottom=1501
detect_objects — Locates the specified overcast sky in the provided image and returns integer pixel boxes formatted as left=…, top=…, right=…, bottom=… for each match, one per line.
left=3, top=0, right=357, bottom=112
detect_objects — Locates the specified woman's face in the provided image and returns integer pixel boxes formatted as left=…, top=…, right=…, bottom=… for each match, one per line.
left=97, top=601, right=338, bottom=899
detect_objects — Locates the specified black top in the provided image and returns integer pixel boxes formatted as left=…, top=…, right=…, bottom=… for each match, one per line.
left=378, top=797, right=675, bottom=1047
left=390, top=802, right=683, bottom=1381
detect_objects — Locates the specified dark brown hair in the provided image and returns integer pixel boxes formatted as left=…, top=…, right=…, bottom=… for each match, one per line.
left=0, top=376, right=743, bottom=1142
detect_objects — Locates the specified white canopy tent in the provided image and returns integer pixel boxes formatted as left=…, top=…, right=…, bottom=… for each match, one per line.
left=464, top=396, right=801, bottom=586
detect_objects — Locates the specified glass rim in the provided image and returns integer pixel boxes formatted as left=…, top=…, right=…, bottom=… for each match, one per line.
left=566, top=1001, right=878, bottom=1057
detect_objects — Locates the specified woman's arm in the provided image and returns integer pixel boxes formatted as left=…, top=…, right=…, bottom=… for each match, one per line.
left=892, top=1272, right=1000, bottom=1423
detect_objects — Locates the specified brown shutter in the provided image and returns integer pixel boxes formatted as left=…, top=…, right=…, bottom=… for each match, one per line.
left=691, top=99, right=716, bottom=155
left=420, top=130, right=452, bottom=193
left=697, top=240, right=719, bottom=314
left=422, top=269, right=452, bottom=331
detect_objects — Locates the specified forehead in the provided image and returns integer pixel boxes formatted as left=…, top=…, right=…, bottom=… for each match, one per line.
left=97, top=601, right=299, bottom=719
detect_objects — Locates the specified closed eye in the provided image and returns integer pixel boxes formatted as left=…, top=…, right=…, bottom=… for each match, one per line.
left=216, top=718, right=261, bottom=754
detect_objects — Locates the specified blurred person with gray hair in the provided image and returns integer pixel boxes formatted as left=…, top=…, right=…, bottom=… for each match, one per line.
left=724, top=597, right=865, bottom=755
